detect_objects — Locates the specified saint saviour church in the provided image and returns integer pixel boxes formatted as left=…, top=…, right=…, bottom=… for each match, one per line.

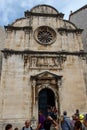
left=0, top=4, right=87, bottom=129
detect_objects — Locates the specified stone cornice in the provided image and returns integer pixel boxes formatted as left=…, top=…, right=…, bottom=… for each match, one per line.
left=31, top=71, right=62, bottom=79
left=4, top=26, right=32, bottom=31
left=24, top=11, right=64, bottom=18
left=58, top=28, right=83, bottom=33
left=1, top=49, right=87, bottom=56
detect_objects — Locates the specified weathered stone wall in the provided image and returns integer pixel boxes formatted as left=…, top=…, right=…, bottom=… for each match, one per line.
left=0, top=27, right=5, bottom=130
left=1, top=53, right=87, bottom=130
left=69, top=6, right=87, bottom=99
left=5, top=19, right=82, bottom=52
left=0, top=27, right=5, bottom=74
left=69, top=6, right=87, bottom=51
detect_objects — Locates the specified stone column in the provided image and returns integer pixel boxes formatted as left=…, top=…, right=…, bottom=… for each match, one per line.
left=32, top=80, right=36, bottom=113
left=32, top=80, right=38, bottom=124
left=57, top=78, right=62, bottom=116
left=32, top=80, right=36, bottom=105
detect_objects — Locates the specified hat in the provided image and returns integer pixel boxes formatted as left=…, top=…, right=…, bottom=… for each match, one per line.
left=79, top=114, right=84, bottom=120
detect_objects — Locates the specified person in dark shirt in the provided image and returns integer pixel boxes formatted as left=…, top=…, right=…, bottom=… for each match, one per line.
left=44, top=116, right=52, bottom=130
left=75, top=109, right=80, bottom=118
left=74, top=121, right=83, bottom=130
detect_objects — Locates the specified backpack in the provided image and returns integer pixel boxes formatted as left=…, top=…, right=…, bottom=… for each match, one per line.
left=22, top=126, right=33, bottom=130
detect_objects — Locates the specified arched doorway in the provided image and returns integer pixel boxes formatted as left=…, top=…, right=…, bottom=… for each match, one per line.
left=38, top=88, right=55, bottom=117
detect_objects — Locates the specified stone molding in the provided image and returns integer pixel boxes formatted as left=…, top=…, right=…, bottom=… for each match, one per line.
left=24, top=11, right=64, bottom=18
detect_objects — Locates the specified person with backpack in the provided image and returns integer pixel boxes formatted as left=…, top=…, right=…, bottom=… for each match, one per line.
left=22, top=120, right=33, bottom=130
left=61, top=111, right=72, bottom=130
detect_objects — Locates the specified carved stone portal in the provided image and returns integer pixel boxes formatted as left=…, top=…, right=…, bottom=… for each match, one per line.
left=31, top=71, right=62, bottom=117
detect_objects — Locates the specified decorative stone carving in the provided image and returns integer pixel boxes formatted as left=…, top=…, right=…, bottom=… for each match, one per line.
left=30, top=56, right=67, bottom=69
left=31, top=57, right=37, bottom=67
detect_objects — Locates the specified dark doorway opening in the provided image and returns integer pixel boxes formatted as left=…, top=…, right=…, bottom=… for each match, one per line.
left=38, top=88, right=55, bottom=117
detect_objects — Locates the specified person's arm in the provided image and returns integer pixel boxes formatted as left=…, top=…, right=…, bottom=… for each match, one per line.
left=47, top=116, right=59, bottom=130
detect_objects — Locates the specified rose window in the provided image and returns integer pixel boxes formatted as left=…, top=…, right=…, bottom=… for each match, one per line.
left=34, top=26, right=56, bottom=45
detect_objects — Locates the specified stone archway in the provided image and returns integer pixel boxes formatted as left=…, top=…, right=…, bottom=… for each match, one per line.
left=38, top=88, right=55, bottom=117
left=31, top=71, right=62, bottom=119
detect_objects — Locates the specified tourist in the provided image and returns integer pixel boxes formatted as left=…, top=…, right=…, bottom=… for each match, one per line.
left=14, top=127, right=19, bottom=130
left=61, top=111, right=72, bottom=130
left=83, top=114, right=87, bottom=130
left=75, top=109, right=80, bottom=118
left=71, top=113, right=80, bottom=129
left=44, top=116, right=52, bottom=130
left=74, top=121, right=83, bottom=130
left=5, top=124, right=13, bottom=130
left=36, top=110, right=45, bottom=130
left=21, top=120, right=33, bottom=130
left=48, top=115, right=59, bottom=130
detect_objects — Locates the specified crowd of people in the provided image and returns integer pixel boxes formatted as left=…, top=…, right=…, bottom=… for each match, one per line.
left=5, top=120, right=32, bottom=130
left=5, top=108, right=87, bottom=130
left=37, top=108, right=87, bottom=130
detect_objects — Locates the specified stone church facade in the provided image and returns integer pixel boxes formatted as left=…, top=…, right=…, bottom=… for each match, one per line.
left=0, top=4, right=87, bottom=129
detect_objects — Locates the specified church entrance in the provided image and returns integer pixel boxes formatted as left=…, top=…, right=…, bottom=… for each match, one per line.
left=31, top=71, right=62, bottom=118
left=38, top=88, right=55, bottom=117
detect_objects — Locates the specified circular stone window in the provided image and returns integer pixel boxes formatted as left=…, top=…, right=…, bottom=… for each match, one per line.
left=34, top=26, right=57, bottom=45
